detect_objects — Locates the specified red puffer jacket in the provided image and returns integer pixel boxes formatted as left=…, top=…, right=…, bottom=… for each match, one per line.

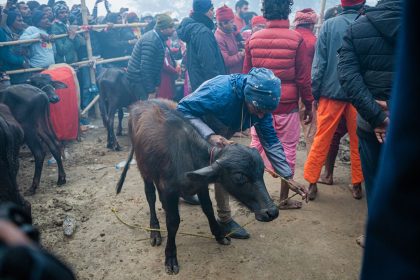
left=243, top=20, right=313, bottom=115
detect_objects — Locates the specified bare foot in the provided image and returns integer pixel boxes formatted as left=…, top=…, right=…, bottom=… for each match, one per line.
left=356, top=235, right=365, bottom=248
left=308, top=183, right=318, bottom=201
left=279, top=199, right=302, bottom=210
left=351, top=184, right=363, bottom=200
left=318, top=175, right=333, bottom=185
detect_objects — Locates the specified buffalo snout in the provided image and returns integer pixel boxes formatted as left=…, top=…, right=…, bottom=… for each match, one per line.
left=49, top=94, right=60, bottom=104
left=255, top=203, right=279, bottom=222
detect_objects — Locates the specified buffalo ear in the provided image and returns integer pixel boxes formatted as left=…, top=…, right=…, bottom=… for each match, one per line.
left=186, top=164, right=220, bottom=183
left=52, top=81, right=67, bottom=89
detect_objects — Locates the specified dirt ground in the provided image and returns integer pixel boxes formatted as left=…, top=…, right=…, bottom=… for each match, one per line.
left=17, top=118, right=367, bottom=280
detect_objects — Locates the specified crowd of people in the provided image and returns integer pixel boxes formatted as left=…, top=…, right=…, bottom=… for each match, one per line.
left=0, top=0, right=408, bottom=277
left=0, top=0, right=161, bottom=109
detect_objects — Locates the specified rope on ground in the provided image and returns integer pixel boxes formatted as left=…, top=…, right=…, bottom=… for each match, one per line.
left=111, top=192, right=299, bottom=241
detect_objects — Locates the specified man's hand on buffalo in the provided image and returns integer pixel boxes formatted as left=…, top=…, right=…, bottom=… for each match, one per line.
left=208, top=134, right=234, bottom=147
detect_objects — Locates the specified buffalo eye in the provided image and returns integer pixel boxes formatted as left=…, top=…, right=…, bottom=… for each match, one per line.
left=232, top=173, right=248, bottom=185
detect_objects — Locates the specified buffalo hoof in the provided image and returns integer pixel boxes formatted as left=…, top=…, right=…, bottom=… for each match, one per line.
left=216, top=236, right=231, bottom=245
left=150, top=231, right=162, bottom=247
left=107, top=142, right=122, bottom=151
left=57, top=177, right=66, bottom=186
left=165, top=256, right=179, bottom=275
left=26, top=187, right=37, bottom=196
left=116, top=130, right=123, bottom=136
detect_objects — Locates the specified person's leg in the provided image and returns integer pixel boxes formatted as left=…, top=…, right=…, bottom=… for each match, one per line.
left=357, top=130, right=381, bottom=247
left=358, top=130, right=382, bottom=211
left=273, top=112, right=302, bottom=209
left=304, top=98, right=347, bottom=200
left=250, top=127, right=274, bottom=172
left=215, top=183, right=249, bottom=239
left=299, top=101, right=317, bottom=155
left=345, top=105, right=364, bottom=199
left=319, top=116, right=348, bottom=185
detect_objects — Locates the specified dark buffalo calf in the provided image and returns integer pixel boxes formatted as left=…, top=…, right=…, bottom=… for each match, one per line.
left=0, top=74, right=67, bottom=195
left=0, top=104, right=31, bottom=215
left=97, top=68, right=147, bottom=151
left=116, top=100, right=279, bottom=275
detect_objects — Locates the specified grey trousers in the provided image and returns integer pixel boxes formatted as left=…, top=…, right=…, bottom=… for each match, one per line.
left=215, top=183, right=232, bottom=223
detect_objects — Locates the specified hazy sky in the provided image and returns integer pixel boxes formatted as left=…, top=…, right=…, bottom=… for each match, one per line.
left=1, top=0, right=379, bottom=18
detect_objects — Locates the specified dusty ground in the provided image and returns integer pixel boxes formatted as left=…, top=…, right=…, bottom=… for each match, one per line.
left=17, top=118, right=367, bottom=280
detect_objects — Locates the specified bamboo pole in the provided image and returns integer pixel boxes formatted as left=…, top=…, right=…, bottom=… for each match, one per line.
left=81, top=95, right=100, bottom=115
left=80, top=0, right=100, bottom=118
left=0, top=23, right=147, bottom=47
left=0, top=31, right=85, bottom=47
left=4, top=67, right=44, bottom=75
left=5, top=55, right=131, bottom=75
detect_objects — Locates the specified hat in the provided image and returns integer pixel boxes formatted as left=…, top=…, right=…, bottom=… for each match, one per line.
left=193, top=0, right=213, bottom=14
left=32, top=10, right=45, bottom=26
left=341, top=0, right=365, bottom=7
left=53, top=3, right=68, bottom=18
left=126, top=12, right=139, bottom=23
left=216, top=5, right=234, bottom=22
left=155, top=14, right=174, bottom=30
left=251, top=16, right=267, bottom=27
left=6, top=9, right=19, bottom=27
left=244, top=68, right=281, bottom=112
left=294, top=8, right=318, bottom=26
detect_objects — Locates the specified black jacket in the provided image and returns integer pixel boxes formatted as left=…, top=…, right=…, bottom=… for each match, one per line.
left=177, top=15, right=226, bottom=91
left=338, top=0, right=403, bottom=131
left=127, top=30, right=165, bottom=94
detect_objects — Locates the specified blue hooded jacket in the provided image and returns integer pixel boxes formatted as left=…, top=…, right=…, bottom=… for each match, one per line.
left=177, top=74, right=293, bottom=178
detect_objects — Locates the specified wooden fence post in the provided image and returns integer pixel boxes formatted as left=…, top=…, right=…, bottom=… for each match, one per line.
left=80, top=0, right=100, bottom=118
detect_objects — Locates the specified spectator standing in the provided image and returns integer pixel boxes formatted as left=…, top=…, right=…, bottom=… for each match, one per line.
left=26, top=1, right=40, bottom=12
left=20, top=10, right=54, bottom=68
left=215, top=5, right=244, bottom=74
left=156, top=16, right=179, bottom=100
left=98, top=12, right=132, bottom=67
left=244, top=0, right=313, bottom=210
left=316, top=6, right=348, bottom=186
left=0, top=10, right=28, bottom=83
left=121, top=12, right=141, bottom=54
left=51, top=3, right=85, bottom=64
left=241, top=15, right=267, bottom=41
left=293, top=8, right=318, bottom=154
left=177, top=0, right=226, bottom=91
left=39, top=4, right=53, bottom=21
left=127, top=14, right=175, bottom=100
left=17, top=2, right=31, bottom=26
left=303, top=0, right=365, bottom=201
left=338, top=0, right=402, bottom=210
left=233, top=0, right=249, bottom=32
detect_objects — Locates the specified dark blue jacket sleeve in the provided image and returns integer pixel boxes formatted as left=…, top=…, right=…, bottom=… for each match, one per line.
left=177, top=77, right=228, bottom=138
left=254, top=114, right=293, bottom=178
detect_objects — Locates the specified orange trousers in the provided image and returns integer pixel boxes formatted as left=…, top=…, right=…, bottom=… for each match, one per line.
left=304, top=98, right=364, bottom=184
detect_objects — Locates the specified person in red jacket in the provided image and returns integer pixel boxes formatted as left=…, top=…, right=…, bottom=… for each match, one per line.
left=293, top=8, right=318, bottom=155
left=215, top=5, right=244, bottom=74
left=244, top=0, right=314, bottom=210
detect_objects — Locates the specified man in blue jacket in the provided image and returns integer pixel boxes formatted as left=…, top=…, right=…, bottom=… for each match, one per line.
left=177, top=68, right=306, bottom=238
